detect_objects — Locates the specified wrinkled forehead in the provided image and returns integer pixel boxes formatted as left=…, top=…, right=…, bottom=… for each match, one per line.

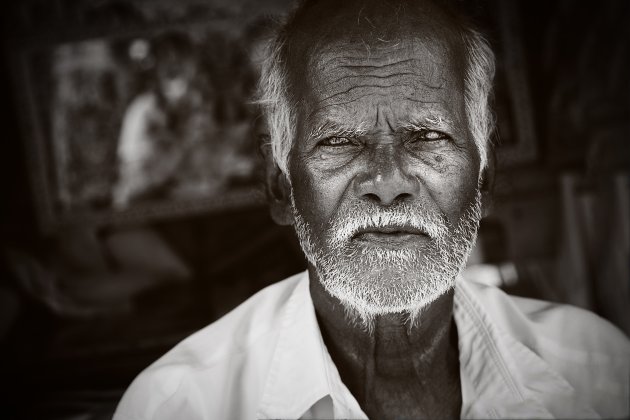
left=307, top=35, right=465, bottom=92
left=283, top=0, right=467, bottom=101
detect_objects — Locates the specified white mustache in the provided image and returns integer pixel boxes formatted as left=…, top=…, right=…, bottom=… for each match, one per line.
left=329, top=204, right=449, bottom=244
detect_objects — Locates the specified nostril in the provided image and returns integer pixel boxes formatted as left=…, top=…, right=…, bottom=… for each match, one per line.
left=396, top=192, right=413, bottom=201
left=363, top=192, right=381, bottom=203
left=362, top=191, right=413, bottom=205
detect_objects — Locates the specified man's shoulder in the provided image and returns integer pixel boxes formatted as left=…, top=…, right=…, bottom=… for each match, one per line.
left=166, top=270, right=306, bottom=366
left=113, top=271, right=307, bottom=420
left=460, top=279, right=630, bottom=417
left=462, top=279, right=630, bottom=356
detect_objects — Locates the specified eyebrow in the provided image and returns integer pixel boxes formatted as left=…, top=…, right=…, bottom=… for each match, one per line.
left=306, top=112, right=455, bottom=140
left=307, top=120, right=370, bottom=140
left=399, top=113, right=454, bottom=133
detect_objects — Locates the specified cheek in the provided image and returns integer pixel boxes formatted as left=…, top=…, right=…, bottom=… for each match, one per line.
left=289, top=158, right=350, bottom=233
left=422, top=154, right=480, bottom=223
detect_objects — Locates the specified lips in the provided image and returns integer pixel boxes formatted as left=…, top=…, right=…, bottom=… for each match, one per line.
left=352, top=226, right=429, bottom=248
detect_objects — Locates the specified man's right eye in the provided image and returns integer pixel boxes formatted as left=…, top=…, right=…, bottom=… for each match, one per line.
left=319, top=137, right=353, bottom=147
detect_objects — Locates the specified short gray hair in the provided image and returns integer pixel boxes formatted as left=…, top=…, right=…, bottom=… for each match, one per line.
left=256, top=11, right=496, bottom=175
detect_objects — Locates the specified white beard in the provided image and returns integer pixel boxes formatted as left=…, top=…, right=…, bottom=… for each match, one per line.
left=291, top=190, right=482, bottom=330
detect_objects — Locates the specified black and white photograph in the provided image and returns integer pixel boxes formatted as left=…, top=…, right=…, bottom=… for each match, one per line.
left=0, top=0, right=628, bottom=419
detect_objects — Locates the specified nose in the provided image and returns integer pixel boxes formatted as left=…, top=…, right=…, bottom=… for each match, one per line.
left=353, top=144, right=419, bottom=206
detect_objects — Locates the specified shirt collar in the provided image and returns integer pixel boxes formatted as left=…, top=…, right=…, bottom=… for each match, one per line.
left=455, top=278, right=600, bottom=419
left=257, top=272, right=600, bottom=419
left=257, top=272, right=365, bottom=419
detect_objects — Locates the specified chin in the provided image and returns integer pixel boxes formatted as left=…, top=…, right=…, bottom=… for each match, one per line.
left=315, top=252, right=459, bottom=328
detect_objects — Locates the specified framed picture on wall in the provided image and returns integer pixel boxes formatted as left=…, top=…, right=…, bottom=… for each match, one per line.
left=8, top=1, right=285, bottom=231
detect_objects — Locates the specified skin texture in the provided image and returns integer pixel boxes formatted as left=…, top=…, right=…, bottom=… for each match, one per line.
left=262, top=1, right=484, bottom=418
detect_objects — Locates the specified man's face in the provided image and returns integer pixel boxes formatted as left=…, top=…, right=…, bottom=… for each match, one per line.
left=286, top=32, right=482, bottom=322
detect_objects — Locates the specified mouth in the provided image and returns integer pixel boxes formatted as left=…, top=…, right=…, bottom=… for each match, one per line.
left=352, top=226, right=430, bottom=248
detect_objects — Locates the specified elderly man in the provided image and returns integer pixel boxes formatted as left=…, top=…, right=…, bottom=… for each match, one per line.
left=114, top=0, right=630, bottom=418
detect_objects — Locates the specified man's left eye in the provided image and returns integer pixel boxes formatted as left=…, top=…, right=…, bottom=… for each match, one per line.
left=413, top=130, right=450, bottom=142
left=320, top=136, right=353, bottom=147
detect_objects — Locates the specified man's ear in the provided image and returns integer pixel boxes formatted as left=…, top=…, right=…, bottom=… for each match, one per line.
left=480, top=147, right=496, bottom=218
left=259, top=138, right=293, bottom=226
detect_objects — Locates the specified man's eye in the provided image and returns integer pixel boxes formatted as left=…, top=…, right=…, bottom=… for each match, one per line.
left=320, top=136, right=353, bottom=147
left=413, top=130, right=450, bottom=142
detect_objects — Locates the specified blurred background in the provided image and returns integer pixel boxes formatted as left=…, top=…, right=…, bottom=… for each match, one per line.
left=0, top=0, right=628, bottom=418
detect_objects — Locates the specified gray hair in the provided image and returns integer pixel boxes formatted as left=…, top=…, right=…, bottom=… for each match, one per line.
left=256, top=12, right=496, bottom=175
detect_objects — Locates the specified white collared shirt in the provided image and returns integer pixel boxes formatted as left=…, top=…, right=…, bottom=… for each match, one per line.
left=114, top=271, right=630, bottom=419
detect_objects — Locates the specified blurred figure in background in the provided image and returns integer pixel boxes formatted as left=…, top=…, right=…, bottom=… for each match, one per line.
left=113, top=32, right=217, bottom=208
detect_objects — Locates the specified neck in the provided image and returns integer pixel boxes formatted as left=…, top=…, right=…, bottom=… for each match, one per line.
left=309, top=267, right=462, bottom=417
